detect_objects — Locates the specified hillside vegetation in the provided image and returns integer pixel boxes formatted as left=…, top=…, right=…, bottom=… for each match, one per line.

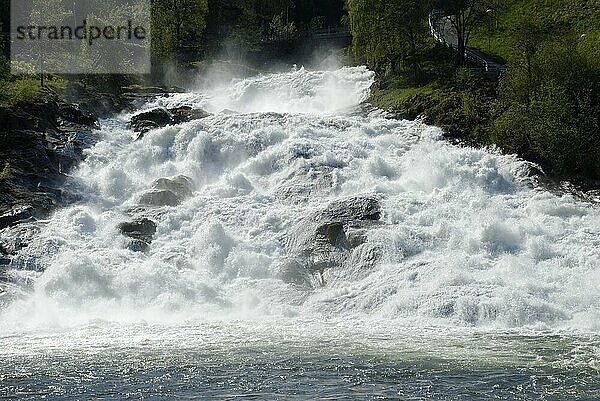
left=357, top=0, right=600, bottom=182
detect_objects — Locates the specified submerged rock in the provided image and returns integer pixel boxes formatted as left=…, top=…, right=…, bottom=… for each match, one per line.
left=118, top=218, right=157, bottom=252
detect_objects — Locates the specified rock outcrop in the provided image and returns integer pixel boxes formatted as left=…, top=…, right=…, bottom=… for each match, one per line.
left=138, top=175, right=195, bottom=207
left=129, top=106, right=211, bottom=137
left=129, top=108, right=172, bottom=134
left=118, top=218, right=157, bottom=252
left=0, top=99, right=99, bottom=220
left=0, top=206, right=35, bottom=231
left=282, top=195, right=383, bottom=287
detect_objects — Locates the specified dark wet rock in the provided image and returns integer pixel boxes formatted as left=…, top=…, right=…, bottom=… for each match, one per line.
left=278, top=259, right=312, bottom=287
left=151, top=176, right=194, bottom=199
left=131, top=120, right=161, bottom=138
left=170, top=106, right=211, bottom=124
left=316, top=222, right=348, bottom=248
left=524, top=164, right=546, bottom=179
left=0, top=223, right=42, bottom=257
left=0, top=206, right=35, bottom=230
left=58, top=103, right=98, bottom=127
left=321, top=196, right=381, bottom=223
left=119, top=218, right=157, bottom=239
left=0, top=94, right=102, bottom=222
left=118, top=218, right=157, bottom=252
left=129, top=108, right=172, bottom=133
left=139, top=189, right=182, bottom=207
left=346, top=228, right=368, bottom=248
left=129, top=107, right=210, bottom=135
left=128, top=239, right=151, bottom=252
left=0, top=242, right=10, bottom=266
left=286, top=195, right=382, bottom=257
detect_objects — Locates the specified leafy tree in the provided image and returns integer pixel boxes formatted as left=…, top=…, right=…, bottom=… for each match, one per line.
left=347, top=0, right=430, bottom=80
left=495, top=34, right=600, bottom=177
left=27, top=0, right=71, bottom=86
left=152, top=0, right=208, bottom=63
left=293, top=0, right=345, bottom=28
left=269, top=13, right=297, bottom=41
left=434, top=0, right=489, bottom=65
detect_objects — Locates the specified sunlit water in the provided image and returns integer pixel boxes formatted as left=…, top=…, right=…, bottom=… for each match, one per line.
left=1, top=66, right=599, bottom=399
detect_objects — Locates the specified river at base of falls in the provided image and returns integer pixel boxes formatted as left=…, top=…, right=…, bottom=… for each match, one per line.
left=1, top=66, right=600, bottom=399
left=2, top=321, right=599, bottom=400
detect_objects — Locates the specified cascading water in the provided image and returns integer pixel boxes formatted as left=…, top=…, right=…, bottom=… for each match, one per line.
left=1, top=66, right=599, bottom=399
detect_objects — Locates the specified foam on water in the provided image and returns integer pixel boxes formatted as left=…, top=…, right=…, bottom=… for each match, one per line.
left=1, top=66, right=600, bottom=334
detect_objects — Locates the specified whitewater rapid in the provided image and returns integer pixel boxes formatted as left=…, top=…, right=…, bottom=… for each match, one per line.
left=1, top=66, right=600, bottom=334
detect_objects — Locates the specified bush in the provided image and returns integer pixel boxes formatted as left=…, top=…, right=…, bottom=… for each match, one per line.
left=0, top=163, right=10, bottom=180
left=494, top=35, right=600, bottom=178
left=0, top=78, right=42, bottom=108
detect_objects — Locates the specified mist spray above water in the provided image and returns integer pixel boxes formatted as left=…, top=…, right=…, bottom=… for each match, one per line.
left=1, top=66, right=600, bottom=333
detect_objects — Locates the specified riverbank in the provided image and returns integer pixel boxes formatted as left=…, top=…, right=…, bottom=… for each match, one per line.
left=370, top=70, right=600, bottom=192
left=355, top=0, right=600, bottom=185
left=0, top=76, right=186, bottom=229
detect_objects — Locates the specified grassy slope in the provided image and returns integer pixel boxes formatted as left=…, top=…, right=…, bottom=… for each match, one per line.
left=469, top=0, right=600, bottom=62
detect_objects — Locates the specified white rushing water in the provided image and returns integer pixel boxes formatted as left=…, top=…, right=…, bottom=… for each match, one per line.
left=1, top=66, right=600, bottom=335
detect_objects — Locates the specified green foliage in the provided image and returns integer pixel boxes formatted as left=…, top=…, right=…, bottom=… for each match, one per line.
left=495, top=33, right=600, bottom=177
left=0, top=78, right=42, bottom=108
left=0, top=163, right=10, bottom=180
left=371, top=0, right=600, bottom=180
left=0, top=41, right=8, bottom=80
left=346, top=0, right=430, bottom=81
left=269, top=14, right=297, bottom=41
left=152, top=0, right=209, bottom=63
left=434, top=0, right=493, bottom=65
left=224, top=5, right=263, bottom=57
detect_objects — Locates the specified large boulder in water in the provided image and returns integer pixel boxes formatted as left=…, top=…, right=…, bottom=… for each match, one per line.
left=118, top=218, right=157, bottom=252
left=170, top=106, right=211, bottom=124
left=129, top=108, right=171, bottom=134
left=129, top=107, right=211, bottom=136
left=283, top=195, right=382, bottom=286
left=0, top=205, right=35, bottom=230
left=139, top=175, right=194, bottom=207
left=286, top=195, right=381, bottom=256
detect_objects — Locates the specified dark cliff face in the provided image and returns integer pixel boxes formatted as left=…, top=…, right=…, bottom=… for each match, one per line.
left=0, top=96, right=100, bottom=225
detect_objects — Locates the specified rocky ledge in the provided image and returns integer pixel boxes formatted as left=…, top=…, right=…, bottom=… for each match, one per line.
left=0, top=96, right=100, bottom=228
left=129, top=106, right=211, bottom=139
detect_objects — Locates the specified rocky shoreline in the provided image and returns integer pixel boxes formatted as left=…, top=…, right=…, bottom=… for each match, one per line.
left=0, top=86, right=175, bottom=264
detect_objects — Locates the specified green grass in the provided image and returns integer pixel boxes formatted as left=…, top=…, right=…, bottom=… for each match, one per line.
left=370, top=83, right=440, bottom=110
left=469, top=0, right=600, bottom=63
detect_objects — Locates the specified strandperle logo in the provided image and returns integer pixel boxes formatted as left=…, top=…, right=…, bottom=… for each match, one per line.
left=15, top=20, right=148, bottom=46
left=11, top=0, right=151, bottom=74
